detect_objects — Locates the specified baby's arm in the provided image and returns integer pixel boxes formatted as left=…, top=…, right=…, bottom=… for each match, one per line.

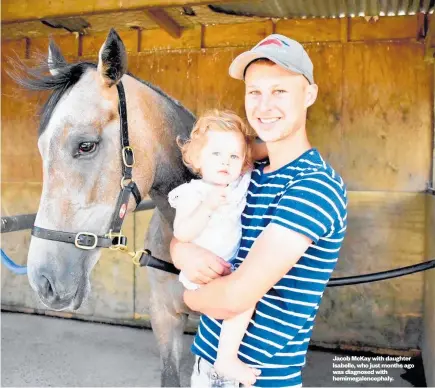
left=173, top=188, right=227, bottom=242
left=173, top=202, right=214, bottom=242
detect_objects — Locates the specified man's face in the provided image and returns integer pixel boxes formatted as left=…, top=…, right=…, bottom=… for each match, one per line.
left=244, top=61, right=315, bottom=143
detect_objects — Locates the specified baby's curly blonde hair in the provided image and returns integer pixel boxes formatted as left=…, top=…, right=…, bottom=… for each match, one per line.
left=178, top=109, right=254, bottom=176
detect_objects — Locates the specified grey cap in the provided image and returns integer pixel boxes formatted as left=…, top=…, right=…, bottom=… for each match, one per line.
left=229, top=34, right=314, bottom=84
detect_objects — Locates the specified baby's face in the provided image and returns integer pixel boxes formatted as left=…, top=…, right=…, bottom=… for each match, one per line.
left=197, top=130, right=245, bottom=186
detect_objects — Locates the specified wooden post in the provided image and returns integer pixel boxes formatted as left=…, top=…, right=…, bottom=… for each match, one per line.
left=143, top=8, right=182, bottom=39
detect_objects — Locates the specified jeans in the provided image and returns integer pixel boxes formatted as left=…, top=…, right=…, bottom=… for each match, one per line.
left=191, top=356, right=241, bottom=388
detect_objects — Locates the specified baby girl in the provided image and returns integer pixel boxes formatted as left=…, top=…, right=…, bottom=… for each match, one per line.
left=168, top=110, right=266, bottom=386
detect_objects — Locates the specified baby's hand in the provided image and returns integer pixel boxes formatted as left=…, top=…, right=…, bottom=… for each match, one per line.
left=203, top=187, right=228, bottom=210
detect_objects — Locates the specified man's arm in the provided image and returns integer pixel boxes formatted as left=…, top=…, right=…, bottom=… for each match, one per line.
left=183, top=223, right=312, bottom=318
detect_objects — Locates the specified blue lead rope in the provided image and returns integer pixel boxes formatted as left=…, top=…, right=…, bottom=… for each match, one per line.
left=1, top=249, right=27, bottom=275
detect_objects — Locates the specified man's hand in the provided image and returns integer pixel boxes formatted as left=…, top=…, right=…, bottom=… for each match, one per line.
left=170, top=238, right=232, bottom=285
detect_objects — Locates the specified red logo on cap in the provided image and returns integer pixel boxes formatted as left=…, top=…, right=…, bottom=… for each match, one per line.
left=258, top=38, right=283, bottom=48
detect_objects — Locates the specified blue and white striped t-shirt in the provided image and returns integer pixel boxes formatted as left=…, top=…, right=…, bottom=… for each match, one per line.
left=191, top=148, right=348, bottom=386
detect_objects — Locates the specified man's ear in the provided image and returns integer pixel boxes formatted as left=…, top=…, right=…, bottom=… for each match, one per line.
left=305, top=84, right=318, bottom=109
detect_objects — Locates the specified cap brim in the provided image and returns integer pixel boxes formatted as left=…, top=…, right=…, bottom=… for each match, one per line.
left=229, top=50, right=311, bottom=83
left=229, top=51, right=267, bottom=80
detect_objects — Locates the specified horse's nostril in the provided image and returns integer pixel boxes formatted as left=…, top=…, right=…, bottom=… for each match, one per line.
left=31, top=269, right=78, bottom=309
left=41, top=275, right=55, bottom=299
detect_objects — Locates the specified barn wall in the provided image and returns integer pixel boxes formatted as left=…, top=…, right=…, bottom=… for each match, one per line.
left=1, top=15, right=433, bottom=351
left=422, top=194, right=435, bottom=386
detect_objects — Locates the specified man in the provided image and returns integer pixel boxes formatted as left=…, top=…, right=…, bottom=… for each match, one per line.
left=170, top=34, right=348, bottom=388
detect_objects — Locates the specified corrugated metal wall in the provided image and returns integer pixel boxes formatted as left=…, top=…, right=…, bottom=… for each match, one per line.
left=211, top=0, right=434, bottom=18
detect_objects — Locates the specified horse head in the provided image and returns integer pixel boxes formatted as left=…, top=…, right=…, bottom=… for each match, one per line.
left=15, top=29, right=194, bottom=311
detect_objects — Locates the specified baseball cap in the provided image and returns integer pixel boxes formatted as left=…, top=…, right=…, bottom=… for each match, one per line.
left=229, top=34, right=314, bottom=84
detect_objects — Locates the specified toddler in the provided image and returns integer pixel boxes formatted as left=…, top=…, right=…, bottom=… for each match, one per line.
left=168, top=110, right=266, bottom=386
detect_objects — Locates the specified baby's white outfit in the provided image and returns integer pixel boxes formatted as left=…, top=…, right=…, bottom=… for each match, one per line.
left=168, top=172, right=251, bottom=290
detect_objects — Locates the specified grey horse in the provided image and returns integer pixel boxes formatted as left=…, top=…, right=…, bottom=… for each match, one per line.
left=14, top=29, right=196, bottom=386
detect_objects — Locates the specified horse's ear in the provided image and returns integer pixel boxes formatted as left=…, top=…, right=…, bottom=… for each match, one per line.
left=97, top=29, right=127, bottom=87
left=48, top=39, right=67, bottom=76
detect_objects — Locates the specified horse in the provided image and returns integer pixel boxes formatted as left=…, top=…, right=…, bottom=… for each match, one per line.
left=13, top=29, right=197, bottom=387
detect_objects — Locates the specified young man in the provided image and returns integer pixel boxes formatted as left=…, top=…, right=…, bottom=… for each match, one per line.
left=170, top=34, right=348, bottom=387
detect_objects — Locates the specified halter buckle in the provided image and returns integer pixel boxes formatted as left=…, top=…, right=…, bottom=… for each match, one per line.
left=122, top=146, right=135, bottom=168
left=121, top=177, right=133, bottom=188
left=107, top=230, right=128, bottom=251
left=131, top=250, right=147, bottom=267
left=75, top=232, right=98, bottom=250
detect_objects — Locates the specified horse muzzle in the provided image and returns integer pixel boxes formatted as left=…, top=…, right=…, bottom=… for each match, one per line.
left=29, top=268, right=89, bottom=311
left=27, top=236, right=95, bottom=311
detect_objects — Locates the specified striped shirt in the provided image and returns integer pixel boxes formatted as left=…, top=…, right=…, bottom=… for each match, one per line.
left=191, top=148, right=348, bottom=387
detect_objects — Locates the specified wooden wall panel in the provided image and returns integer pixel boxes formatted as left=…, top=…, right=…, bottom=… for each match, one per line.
left=341, top=42, right=432, bottom=191
left=304, top=43, right=344, bottom=175
left=1, top=38, right=27, bottom=59
left=349, top=16, right=420, bottom=42
left=314, top=192, right=426, bottom=349
left=140, top=26, right=201, bottom=51
left=203, top=21, right=273, bottom=48
left=29, top=34, right=79, bottom=58
left=422, top=194, right=435, bottom=386
left=1, top=57, right=43, bottom=183
left=196, top=48, right=246, bottom=117
left=129, top=52, right=199, bottom=115
left=276, top=19, right=341, bottom=43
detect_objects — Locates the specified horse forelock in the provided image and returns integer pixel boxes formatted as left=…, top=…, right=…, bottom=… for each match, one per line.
left=11, top=59, right=97, bottom=137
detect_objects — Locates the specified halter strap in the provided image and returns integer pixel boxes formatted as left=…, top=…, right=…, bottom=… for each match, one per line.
left=32, top=81, right=140, bottom=249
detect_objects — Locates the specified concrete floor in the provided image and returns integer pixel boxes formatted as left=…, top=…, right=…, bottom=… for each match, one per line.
left=1, top=312, right=425, bottom=387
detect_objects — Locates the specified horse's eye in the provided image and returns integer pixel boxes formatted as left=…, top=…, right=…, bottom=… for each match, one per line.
left=78, top=142, right=97, bottom=154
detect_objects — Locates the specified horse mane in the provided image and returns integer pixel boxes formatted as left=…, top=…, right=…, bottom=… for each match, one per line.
left=9, top=57, right=196, bottom=137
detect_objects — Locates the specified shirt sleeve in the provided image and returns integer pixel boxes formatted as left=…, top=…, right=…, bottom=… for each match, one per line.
left=168, top=181, right=204, bottom=221
left=270, top=175, right=345, bottom=243
left=168, top=181, right=200, bottom=208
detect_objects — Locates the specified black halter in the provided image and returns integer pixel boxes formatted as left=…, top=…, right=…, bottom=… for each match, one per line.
left=31, top=81, right=180, bottom=275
